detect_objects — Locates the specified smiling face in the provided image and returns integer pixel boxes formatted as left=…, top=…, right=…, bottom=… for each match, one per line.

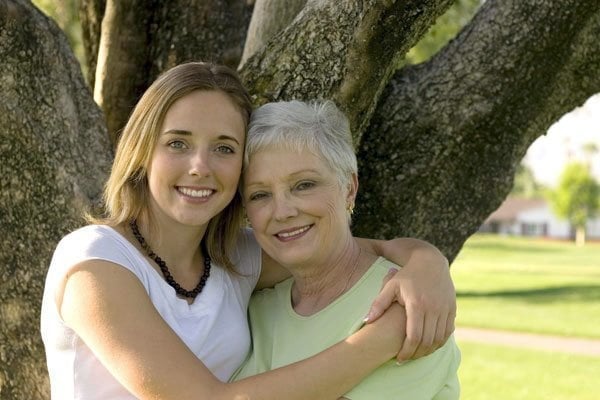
left=146, top=90, right=245, bottom=231
left=244, top=147, right=357, bottom=268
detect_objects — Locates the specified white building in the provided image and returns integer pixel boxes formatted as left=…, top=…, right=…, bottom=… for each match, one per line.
left=480, top=197, right=600, bottom=239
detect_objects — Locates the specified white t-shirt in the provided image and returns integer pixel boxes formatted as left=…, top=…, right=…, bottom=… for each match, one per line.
left=41, top=225, right=261, bottom=399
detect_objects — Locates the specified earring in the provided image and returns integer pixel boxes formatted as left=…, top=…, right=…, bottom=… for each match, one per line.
left=347, top=203, right=355, bottom=216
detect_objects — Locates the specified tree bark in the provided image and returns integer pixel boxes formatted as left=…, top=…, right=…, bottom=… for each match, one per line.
left=79, top=0, right=106, bottom=88
left=240, top=0, right=455, bottom=138
left=0, top=1, right=112, bottom=398
left=148, top=0, right=252, bottom=80
left=89, top=0, right=253, bottom=145
left=93, top=0, right=154, bottom=145
left=239, top=0, right=307, bottom=67
left=354, top=0, right=600, bottom=260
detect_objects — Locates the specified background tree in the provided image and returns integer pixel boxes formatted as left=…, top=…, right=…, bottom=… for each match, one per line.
left=2, top=0, right=600, bottom=398
left=550, top=162, right=600, bottom=246
left=511, top=163, right=546, bottom=199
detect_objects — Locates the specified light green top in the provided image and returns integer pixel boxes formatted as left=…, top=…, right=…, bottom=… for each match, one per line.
left=234, top=257, right=460, bottom=399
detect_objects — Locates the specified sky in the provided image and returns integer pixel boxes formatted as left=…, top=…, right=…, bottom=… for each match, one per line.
left=523, top=93, right=600, bottom=188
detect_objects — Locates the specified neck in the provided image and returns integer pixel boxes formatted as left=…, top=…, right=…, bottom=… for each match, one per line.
left=290, top=238, right=375, bottom=316
left=123, top=214, right=207, bottom=275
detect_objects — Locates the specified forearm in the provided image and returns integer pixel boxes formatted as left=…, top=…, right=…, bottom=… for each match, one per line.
left=360, top=237, right=455, bottom=361
left=358, top=237, right=448, bottom=269
left=224, top=309, right=401, bottom=400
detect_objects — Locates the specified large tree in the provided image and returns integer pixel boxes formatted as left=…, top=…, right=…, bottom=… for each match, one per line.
left=1, top=0, right=600, bottom=398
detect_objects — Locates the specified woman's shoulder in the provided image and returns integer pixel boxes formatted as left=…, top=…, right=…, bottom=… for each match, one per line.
left=59, top=224, right=120, bottom=243
left=51, top=224, right=139, bottom=272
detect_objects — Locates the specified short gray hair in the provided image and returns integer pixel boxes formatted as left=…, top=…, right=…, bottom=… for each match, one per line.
left=244, top=100, right=357, bottom=186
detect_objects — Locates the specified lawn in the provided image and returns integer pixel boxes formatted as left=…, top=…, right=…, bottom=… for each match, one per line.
left=451, top=234, right=600, bottom=338
left=458, top=340, right=600, bottom=400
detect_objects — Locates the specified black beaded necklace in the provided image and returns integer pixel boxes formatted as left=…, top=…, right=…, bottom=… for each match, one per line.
left=130, top=220, right=211, bottom=299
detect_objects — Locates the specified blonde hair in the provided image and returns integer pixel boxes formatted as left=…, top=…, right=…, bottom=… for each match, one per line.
left=89, top=62, right=252, bottom=271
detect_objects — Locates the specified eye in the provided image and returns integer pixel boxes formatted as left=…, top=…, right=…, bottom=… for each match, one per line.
left=215, top=144, right=235, bottom=154
left=168, top=140, right=187, bottom=150
left=295, top=181, right=315, bottom=191
left=248, top=191, right=269, bottom=201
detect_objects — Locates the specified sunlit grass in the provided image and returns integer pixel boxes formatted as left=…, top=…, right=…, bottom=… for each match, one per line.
left=452, top=234, right=600, bottom=338
left=458, top=340, right=600, bottom=400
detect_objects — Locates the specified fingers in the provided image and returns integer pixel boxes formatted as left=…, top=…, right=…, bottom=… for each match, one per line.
left=380, top=267, right=399, bottom=291
left=395, top=306, right=423, bottom=362
left=412, top=315, right=438, bottom=359
left=433, top=312, right=449, bottom=349
left=365, top=268, right=399, bottom=323
left=445, top=307, right=456, bottom=338
left=395, top=303, right=457, bottom=362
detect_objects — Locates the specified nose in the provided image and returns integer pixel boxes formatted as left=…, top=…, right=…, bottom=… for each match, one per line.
left=189, top=148, right=211, bottom=177
left=272, top=193, right=298, bottom=221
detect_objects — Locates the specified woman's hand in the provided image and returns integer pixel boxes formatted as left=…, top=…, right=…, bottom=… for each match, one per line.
left=358, top=303, right=407, bottom=361
left=362, top=238, right=456, bottom=362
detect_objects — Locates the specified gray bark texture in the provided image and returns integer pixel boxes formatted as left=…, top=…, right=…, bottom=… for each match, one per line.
left=92, top=0, right=253, bottom=145
left=240, top=0, right=456, bottom=138
left=239, top=0, right=307, bottom=67
left=79, top=0, right=105, bottom=88
left=354, top=0, right=600, bottom=260
left=93, top=0, right=154, bottom=144
left=0, top=1, right=112, bottom=398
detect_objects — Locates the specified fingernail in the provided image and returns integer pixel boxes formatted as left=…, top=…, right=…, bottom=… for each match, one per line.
left=362, top=314, right=370, bottom=323
left=388, top=267, right=399, bottom=274
left=395, top=361, right=406, bottom=366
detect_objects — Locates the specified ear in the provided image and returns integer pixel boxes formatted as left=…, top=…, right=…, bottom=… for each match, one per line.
left=346, top=173, right=359, bottom=205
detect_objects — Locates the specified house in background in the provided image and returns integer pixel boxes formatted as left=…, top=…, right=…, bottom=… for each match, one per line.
left=480, top=196, right=600, bottom=239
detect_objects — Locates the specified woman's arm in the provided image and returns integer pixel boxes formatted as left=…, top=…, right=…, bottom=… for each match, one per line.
left=257, top=236, right=455, bottom=361
left=60, top=260, right=404, bottom=399
left=356, top=237, right=456, bottom=362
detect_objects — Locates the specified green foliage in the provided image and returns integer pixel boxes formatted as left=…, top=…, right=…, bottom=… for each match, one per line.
left=452, top=234, right=600, bottom=338
left=406, top=0, right=482, bottom=64
left=511, top=163, right=545, bottom=198
left=32, top=0, right=85, bottom=69
left=549, top=162, right=600, bottom=229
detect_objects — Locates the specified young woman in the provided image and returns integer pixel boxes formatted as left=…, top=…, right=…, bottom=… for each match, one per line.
left=41, top=62, right=455, bottom=399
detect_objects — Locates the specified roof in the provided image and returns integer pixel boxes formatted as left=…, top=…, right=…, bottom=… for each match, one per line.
left=485, top=197, right=547, bottom=223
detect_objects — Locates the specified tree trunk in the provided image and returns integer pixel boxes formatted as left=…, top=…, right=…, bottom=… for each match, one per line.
left=93, top=0, right=154, bottom=145
left=575, top=226, right=586, bottom=247
left=239, top=0, right=307, bottom=67
left=79, top=0, right=106, bottom=88
left=0, top=1, right=112, bottom=398
left=240, top=0, right=455, bottom=137
left=89, top=0, right=253, bottom=145
left=354, top=0, right=600, bottom=260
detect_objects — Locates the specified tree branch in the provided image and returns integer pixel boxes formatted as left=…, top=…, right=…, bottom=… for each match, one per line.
left=94, top=0, right=152, bottom=145
left=239, top=0, right=307, bottom=68
left=355, top=0, right=600, bottom=260
left=240, top=0, right=455, bottom=137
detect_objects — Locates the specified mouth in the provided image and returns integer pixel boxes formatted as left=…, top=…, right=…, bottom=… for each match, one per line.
left=177, top=186, right=214, bottom=199
left=275, top=224, right=313, bottom=241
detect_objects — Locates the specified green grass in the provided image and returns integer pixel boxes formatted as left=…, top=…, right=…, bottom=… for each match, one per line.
left=458, top=340, right=600, bottom=400
left=452, top=234, right=600, bottom=338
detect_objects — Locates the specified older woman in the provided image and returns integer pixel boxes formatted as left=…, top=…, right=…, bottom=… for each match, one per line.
left=236, top=100, right=461, bottom=399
